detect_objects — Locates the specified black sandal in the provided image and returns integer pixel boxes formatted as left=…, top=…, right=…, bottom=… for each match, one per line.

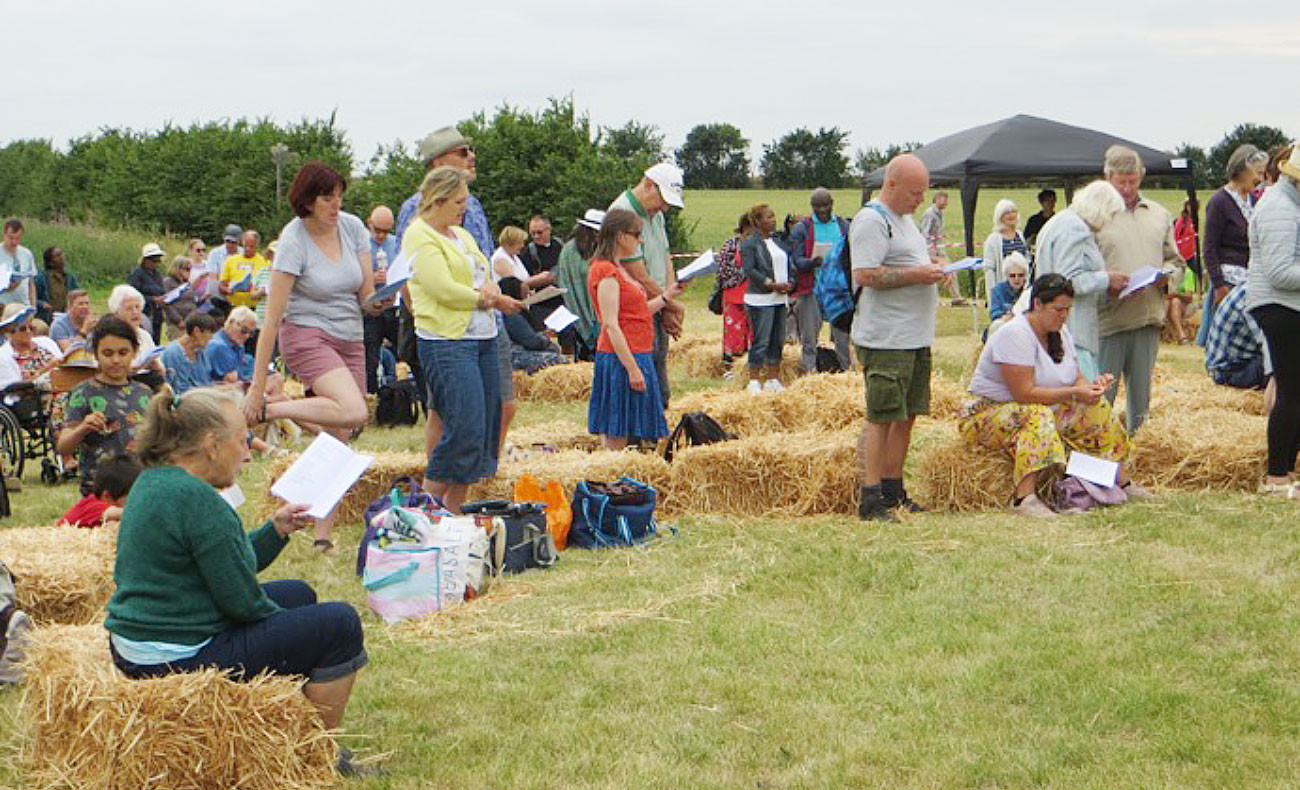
left=312, top=539, right=335, bottom=554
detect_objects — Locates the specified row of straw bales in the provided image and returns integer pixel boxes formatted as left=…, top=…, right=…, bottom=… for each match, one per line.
left=0, top=525, right=117, bottom=625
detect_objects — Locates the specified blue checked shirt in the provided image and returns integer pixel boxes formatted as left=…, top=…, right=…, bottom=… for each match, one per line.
left=1205, top=283, right=1271, bottom=375
left=396, top=190, right=493, bottom=257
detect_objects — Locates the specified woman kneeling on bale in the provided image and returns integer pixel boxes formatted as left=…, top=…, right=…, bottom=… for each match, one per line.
left=105, top=387, right=375, bottom=776
left=962, top=273, right=1145, bottom=517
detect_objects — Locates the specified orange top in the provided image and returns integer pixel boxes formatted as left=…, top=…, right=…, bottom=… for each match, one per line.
left=587, top=259, right=652, bottom=354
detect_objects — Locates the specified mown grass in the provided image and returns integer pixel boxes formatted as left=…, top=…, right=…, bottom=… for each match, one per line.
left=3, top=205, right=1298, bottom=789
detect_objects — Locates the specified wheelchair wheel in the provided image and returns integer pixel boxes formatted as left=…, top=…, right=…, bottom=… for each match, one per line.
left=0, top=407, right=25, bottom=482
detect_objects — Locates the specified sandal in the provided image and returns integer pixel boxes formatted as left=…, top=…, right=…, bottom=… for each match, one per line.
left=312, top=539, right=336, bottom=554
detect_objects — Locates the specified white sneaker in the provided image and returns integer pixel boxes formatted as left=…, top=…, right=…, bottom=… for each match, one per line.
left=1010, top=492, right=1058, bottom=518
left=763, top=379, right=784, bottom=392
left=746, top=379, right=763, bottom=394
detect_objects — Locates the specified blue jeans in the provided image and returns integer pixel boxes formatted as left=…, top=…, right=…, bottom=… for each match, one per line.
left=746, top=303, right=787, bottom=369
left=418, top=336, right=501, bottom=484
left=110, top=580, right=367, bottom=683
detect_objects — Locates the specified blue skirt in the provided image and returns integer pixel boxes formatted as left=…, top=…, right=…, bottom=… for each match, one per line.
left=588, top=352, right=668, bottom=441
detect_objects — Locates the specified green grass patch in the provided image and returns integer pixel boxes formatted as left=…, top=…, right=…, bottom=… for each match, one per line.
left=12, top=218, right=187, bottom=289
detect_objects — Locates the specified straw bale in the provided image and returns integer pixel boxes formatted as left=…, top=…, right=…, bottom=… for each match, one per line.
left=511, top=370, right=534, bottom=399
left=19, top=624, right=337, bottom=790
left=507, top=420, right=602, bottom=453
left=1130, top=406, right=1266, bottom=491
left=915, top=435, right=1015, bottom=512
left=1150, top=367, right=1267, bottom=416
left=668, top=427, right=860, bottom=516
left=516, top=362, right=593, bottom=402
left=469, top=449, right=674, bottom=513
left=674, top=341, right=729, bottom=379
left=732, top=356, right=804, bottom=383
left=927, top=373, right=968, bottom=421
left=0, top=525, right=117, bottom=625
left=667, top=373, right=864, bottom=437
left=261, top=450, right=426, bottom=524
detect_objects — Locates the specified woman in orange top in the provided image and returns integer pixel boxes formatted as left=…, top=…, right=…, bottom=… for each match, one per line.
left=586, top=209, right=683, bottom=449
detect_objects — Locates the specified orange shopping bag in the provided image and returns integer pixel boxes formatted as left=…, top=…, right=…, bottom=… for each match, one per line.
left=512, top=474, right=572, bottom=550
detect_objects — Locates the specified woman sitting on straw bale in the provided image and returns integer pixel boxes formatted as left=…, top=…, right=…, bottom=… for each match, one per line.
left=962, top=274, right=1144, bottom=517
left=57, top=316, right=153, bottom=496
left=1245, top=143, right=1300, bottom=498
left=981, top=199, right=1030, bottom=304
left=741, top=204, right=795, bottom=393
left=987, top=252, right=1028, bottom=331
left=105, top=386, right=374, bottom=776
left=407, top=165, right=525, bottom=513
left=587, top=208, right=683, bottom=449
left=715, top=212, right=752, bottom=375
left=1032, top=180, right=1128, bottom=379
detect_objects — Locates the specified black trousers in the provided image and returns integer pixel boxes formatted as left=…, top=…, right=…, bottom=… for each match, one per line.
left=363, top=308, right=401, bottom=393
left=1251, top=304, right=1300, bottom=476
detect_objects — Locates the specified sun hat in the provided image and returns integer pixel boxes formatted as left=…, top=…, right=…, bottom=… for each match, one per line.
left=140, top=242, right=165, bottom=261
left=223, top=224, right=242, bottom=242
left=0, top=304, right=34, bottom=331
left=1279, top=143, right=1300, bottom=181
left=577, top=209, right=606, bottom=231
left=645, top=162, right=685, bottom=208
left=419, top=127, right=473, bottom=164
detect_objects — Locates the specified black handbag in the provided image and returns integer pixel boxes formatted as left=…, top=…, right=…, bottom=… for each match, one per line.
left=461, top=500, right=558, bottom=573
left=707, top=287, right=723, bottom=315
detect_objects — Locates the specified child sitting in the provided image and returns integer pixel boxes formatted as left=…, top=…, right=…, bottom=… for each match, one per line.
left=60, top=452, right=143, bottom=528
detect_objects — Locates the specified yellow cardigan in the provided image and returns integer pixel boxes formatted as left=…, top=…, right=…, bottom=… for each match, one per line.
left=403, top=217, right=488, bottom=339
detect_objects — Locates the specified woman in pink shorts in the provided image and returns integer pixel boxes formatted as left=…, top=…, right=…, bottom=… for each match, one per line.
left=244, top=161, right=393, bottom=552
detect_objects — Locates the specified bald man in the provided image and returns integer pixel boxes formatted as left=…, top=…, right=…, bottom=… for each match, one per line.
left=849, top=154, right=947, bottom=521
left=364, top=205, right=400, bottom=393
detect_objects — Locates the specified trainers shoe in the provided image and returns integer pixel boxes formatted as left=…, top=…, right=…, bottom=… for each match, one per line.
left=1258, top=480, right=1299, bottom=499
left=858, top=490, right=900, bottom=523
left=337, top=747, right=388, bottom=778
left=1010, top=492, right=1058, bottom=518
left=746, top=380, right=763, bottom=394
left=763, top=379, right=784, bottom=392
left=893, top=496, right=927, bottom=514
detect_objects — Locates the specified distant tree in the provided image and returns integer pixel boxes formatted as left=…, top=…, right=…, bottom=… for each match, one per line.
left=759, top=127, right=851, bottom=188
left=852, top=141, right=923, bottom=180
left=600, top=120, right=665, bottom=162
left=1206, top=123, right=1291, bottom=186
left=348, top=141, right=425, bottom=218
left=675, top=123, right=750, bottom=188
left=0, top=139, right=60, bottom=219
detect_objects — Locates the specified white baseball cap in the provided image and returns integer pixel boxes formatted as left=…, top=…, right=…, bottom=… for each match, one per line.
left=140, top=242, right=165, bottom=260
left=577, top=209, right=606, bottom=231
left=645, top=162, right=685, bottom=208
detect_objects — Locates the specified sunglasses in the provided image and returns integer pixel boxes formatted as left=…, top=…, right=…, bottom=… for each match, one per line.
left=624, top=229, right=643, bottom=238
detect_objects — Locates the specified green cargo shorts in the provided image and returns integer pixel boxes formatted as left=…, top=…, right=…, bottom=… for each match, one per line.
left=856, top=346, right=931, bottom=423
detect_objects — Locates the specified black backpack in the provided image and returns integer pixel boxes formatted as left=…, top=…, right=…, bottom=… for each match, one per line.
left=375, top=380, right=419, bottom=427
left=815, top=347, right=846, bottom=374
left=663, top=412, right=736, bottom=462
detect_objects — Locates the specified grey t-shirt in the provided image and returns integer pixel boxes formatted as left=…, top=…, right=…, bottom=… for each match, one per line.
left=273, top=212, right=369, bottom=341
left=849, top=202, right=936, bottom=350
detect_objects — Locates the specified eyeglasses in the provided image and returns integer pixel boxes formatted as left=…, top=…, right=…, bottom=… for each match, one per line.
left=451, top=146, right=474, bottom=157
left=624, top=229, right=642, bottom=238
left=193, top=246, right=206, bottom=253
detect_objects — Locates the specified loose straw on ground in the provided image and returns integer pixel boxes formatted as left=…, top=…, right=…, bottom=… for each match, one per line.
left=19, top=624, right=338, bottom=790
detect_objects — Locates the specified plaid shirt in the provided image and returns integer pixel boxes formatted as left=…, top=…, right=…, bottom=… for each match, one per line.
left=1205, top=284, right=1268, bottom=373
left=396, top=191, right=493, bottom=257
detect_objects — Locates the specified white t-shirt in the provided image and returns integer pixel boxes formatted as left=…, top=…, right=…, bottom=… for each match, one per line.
left=0, top=245, right=36, bottom=307
left=490, top=248, right=530, bottom=284
left=849, top=202, right=937, bottom=349
left=968, top=313, right=1079, bottom=402
left=744, top=239, right=790, bottom=307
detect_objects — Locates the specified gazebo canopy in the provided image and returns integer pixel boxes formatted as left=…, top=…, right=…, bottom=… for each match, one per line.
left=860, top=114, right=1196, bottom=257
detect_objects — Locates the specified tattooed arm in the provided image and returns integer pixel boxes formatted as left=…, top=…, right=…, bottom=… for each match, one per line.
left=853, top=264, right=946, bottom=290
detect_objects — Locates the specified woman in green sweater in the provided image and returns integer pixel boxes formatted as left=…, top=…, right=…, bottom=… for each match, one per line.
left=105, top=387, right=371, bottom=774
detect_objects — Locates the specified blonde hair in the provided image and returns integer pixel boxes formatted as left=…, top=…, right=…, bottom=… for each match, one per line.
left=498, top=225, right=528, bottom=249
left=1071, top=180, right=1125, bottom=230
left=136, top=387, right=242, bottom=467
left=107, top=284, right=144, bottom=314
left=417, top=166, right=470, bottom=216
left=991, top=199, right=1018, bottom=229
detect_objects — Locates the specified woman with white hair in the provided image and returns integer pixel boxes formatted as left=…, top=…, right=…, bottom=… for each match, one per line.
left=1032, top=180, right=1130, bottom=379
left=989, top=252, right=1029, bottom=323
left=981, top=199, right=1030, bottom=303
left=1246, top=144, right=1300, bottom=497
left=108, top=284, right=164, bottom=377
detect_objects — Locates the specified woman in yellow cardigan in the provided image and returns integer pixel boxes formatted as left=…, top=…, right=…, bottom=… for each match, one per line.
left=404, top=166, right=524, bottom=512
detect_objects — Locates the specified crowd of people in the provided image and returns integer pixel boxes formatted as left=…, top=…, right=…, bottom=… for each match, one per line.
left=2, top=123, right=1295, bottom=777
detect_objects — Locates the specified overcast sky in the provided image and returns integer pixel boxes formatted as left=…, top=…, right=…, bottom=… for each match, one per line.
left=8, top=0, right=1298, bottom=172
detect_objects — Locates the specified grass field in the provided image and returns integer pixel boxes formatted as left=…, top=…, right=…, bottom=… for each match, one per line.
left=4, top=203, right=1299, bottom=789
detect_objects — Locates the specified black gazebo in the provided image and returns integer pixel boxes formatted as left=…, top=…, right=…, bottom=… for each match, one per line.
left=860, top=114, right=1198, bottom=260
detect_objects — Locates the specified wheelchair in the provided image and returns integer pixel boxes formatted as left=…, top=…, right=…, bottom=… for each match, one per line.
left=0, top=381, right=66, bottom=485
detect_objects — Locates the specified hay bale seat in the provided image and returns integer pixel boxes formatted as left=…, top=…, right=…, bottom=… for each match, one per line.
left=1130, top=406, right=1265, bottom=491
left=668, top=427, right=860, bottom=516
left=19, top=624, right=336, bottom=790
left=0, top=526, right=117, bottom=625
left=507, top=420, right=602, bottom=454
left=261, top=450, right=427, bottom=523
left=513, top=362, right=593, bottom=402
left=916, top=435, right=1016, bottom=513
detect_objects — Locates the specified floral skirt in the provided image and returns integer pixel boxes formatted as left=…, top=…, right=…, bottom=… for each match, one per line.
left=958, top=396, right=1131, bottom=484
left=721, top=282, right=750, bottom=356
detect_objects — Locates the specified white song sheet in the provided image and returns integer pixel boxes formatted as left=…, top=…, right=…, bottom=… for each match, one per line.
left=270, top=433, right=374, bottom=519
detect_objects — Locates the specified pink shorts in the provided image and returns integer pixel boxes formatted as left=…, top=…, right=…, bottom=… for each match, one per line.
left=279, top=321, right=366, bottom=395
